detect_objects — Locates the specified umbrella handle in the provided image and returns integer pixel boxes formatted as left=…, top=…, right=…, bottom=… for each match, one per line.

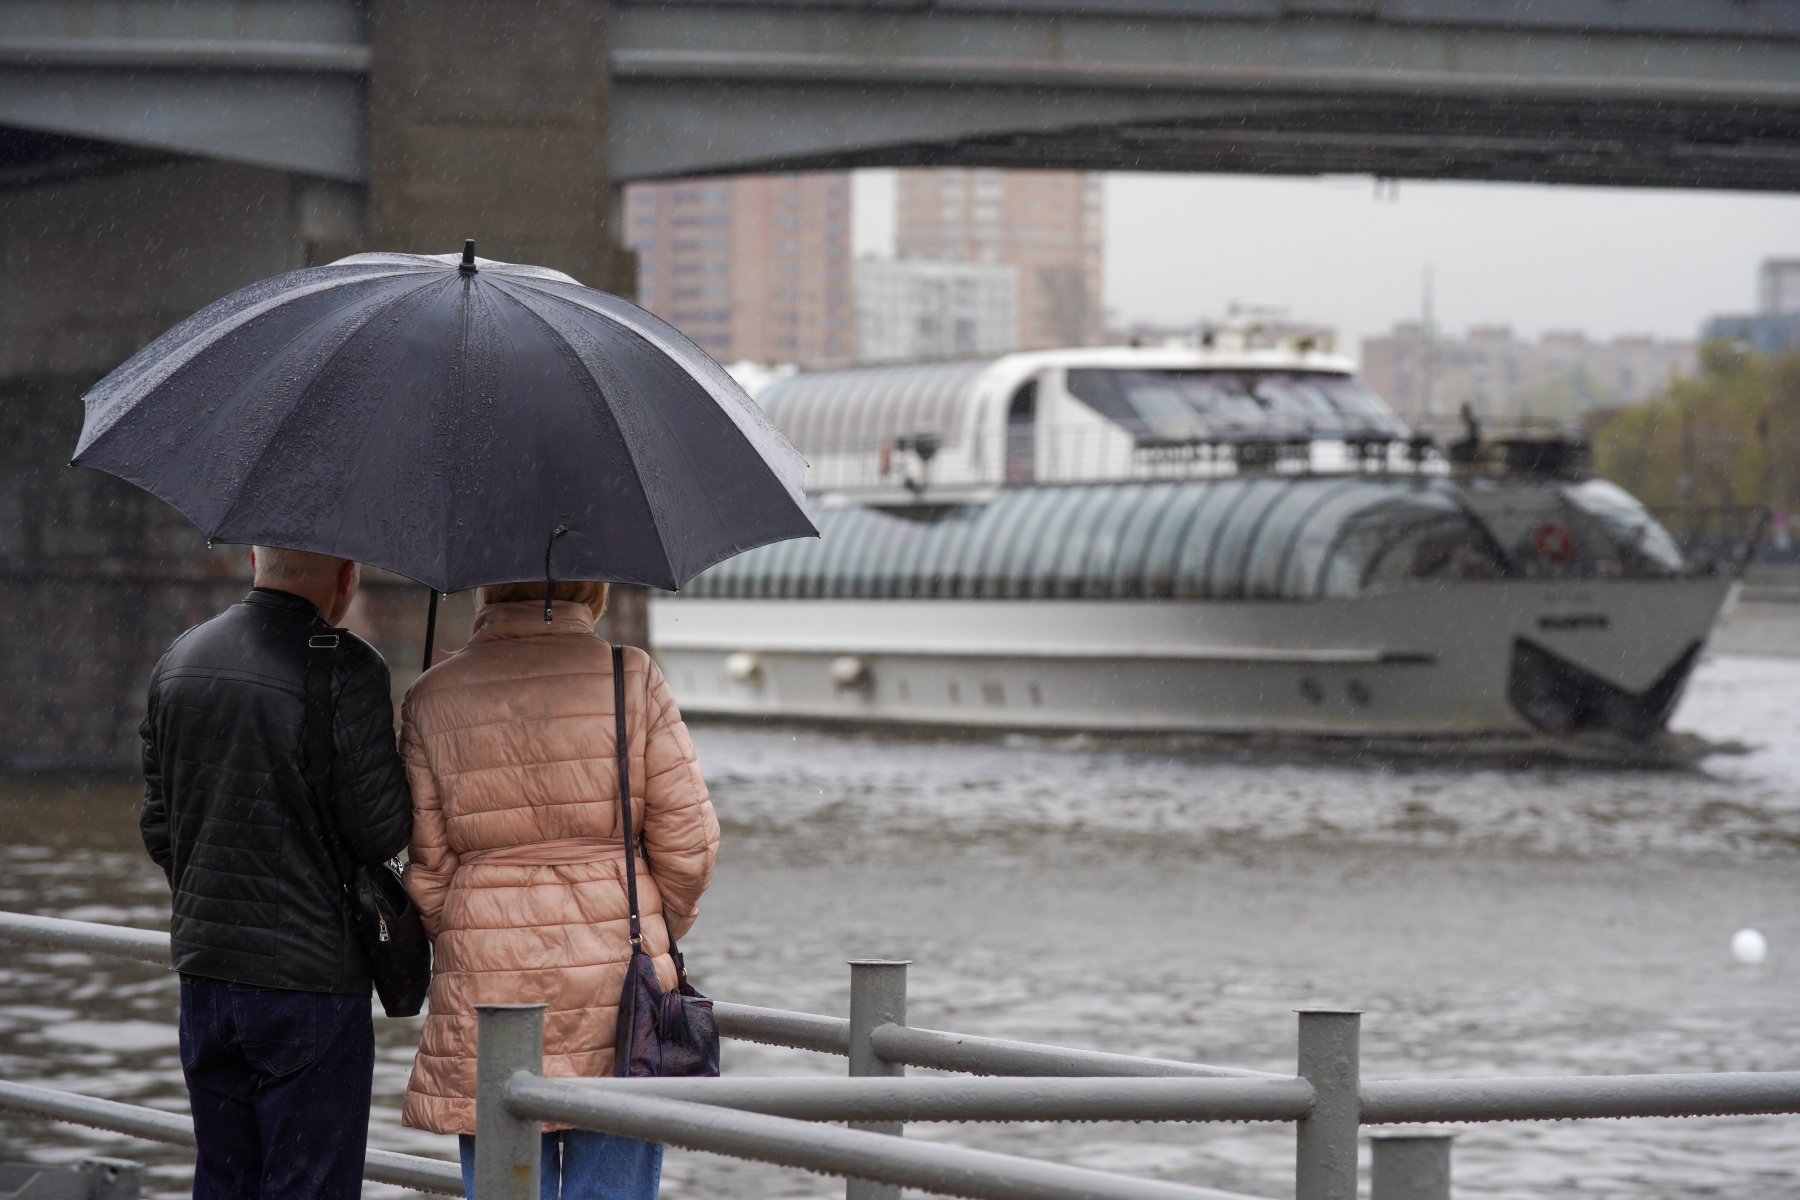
left=544, top=524, right=570, bottom=623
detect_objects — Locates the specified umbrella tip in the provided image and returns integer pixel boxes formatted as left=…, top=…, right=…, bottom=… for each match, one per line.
left=460, top=240, right=477, bottom=273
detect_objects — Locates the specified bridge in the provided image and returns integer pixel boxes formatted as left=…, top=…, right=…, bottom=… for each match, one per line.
left=3, top=0, right=1799, bottom=768
left=7, top=1, right=1800, bottom=194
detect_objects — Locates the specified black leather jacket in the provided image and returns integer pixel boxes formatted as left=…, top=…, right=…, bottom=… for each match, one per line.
left=140, top=588, right=412, bottom=994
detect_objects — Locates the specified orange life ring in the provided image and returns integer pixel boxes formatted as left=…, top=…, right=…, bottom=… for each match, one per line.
left=1533, top=521, right=1576, bottom=564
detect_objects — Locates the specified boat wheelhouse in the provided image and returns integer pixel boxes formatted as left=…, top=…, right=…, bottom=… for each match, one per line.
left=655, top=340, right=1757, bottom=740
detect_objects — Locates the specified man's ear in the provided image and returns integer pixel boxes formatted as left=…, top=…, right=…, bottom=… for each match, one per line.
left=338, top=560, right=357, bottom=595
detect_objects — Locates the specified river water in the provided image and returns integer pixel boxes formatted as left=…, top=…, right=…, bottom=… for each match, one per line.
left=2, top=652, right=1797, bottom=1198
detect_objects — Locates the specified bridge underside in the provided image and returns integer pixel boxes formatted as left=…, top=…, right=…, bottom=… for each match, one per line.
left=4, top=0, right=1800, bottom=193
left=626, top=95, right=1800, bottom=193
left=606, top=1, right=1800, bottom=191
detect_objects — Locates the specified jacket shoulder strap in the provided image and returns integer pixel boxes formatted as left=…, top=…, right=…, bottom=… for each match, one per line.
left=301, top=630, right=352, bottom=886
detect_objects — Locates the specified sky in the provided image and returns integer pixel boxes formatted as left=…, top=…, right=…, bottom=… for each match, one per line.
left=852, top=170, right=1800, bottom=356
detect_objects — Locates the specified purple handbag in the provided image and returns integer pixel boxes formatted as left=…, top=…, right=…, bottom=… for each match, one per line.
left=611, top=645, right=721, bottom=1079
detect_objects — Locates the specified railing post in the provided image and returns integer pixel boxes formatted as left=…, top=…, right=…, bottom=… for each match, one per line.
left=1295, top=1009, right=1361, bottom=1200
left=476, top=1004, right=545, bottom=1200
left=1371, top=1132, right=1453, bottom=1200
left=846, top=958, right=910, bottom=1200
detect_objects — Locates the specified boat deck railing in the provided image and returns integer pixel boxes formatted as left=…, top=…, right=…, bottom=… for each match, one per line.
left=5, top=910, right=1800, bottom=1199
left=797, top=420, right=1608, bottom=498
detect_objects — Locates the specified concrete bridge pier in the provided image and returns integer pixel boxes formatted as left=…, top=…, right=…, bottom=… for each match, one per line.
left=1, top=0, right=643, bottom=769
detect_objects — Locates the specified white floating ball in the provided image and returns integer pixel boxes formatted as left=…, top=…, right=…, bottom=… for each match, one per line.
left=1731, top=928, right=1768, bottom=965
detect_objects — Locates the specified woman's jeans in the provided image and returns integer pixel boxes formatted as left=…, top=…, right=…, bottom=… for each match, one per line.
left=459, top=1131, right=663, bottom=1199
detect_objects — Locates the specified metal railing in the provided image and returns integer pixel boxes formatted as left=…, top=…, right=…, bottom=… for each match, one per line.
left=6, top=912, right=1800, bottom=1200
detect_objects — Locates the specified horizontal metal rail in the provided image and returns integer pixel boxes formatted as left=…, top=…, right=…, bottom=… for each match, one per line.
left=0, top=1081, right=461, bottom=1196
left=0, top=915, right=868, bottom=1057
left=1362, top=1072, right=1800, bottom=1124
left=0, top=912, right=169, bottom=966
left=871, top=1024, right=1287, bottom=1081
left=503, top=1075, right=1258, bottom=1200
left=568, top=1074, right=1315, bottom=1123
left=714, top=1001, right=851, bottom=1055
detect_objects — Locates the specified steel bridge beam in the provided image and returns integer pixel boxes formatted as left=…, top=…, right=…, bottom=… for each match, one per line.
left=606, top=0, right=1800, bottom=190
left=4, top=0, right=1800, bottom=191
left=0, top=0, right=366, bottom=182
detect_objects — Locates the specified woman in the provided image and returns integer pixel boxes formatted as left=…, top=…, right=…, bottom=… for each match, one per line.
left=399, top=581, right=719, bottom=1199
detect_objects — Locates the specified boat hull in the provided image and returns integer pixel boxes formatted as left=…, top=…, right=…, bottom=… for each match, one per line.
left=651, top=579, right=1734, bottom=738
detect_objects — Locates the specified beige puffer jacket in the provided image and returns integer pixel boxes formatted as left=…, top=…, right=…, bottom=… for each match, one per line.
left=398, top=600, right=719, bottom=1136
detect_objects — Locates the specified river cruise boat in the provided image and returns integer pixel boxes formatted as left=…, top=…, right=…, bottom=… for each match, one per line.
left=652, top=337, right=1757, bottom=741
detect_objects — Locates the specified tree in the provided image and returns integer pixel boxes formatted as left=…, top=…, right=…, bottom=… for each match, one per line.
left=1591, top=342, right=1800, bottom=514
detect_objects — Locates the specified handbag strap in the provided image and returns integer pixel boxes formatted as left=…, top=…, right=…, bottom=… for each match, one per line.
left=612, top=644, right=688, bottom=978
left=611, top=643, right=644, bottom=950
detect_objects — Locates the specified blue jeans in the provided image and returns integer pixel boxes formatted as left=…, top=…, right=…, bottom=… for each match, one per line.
left=177, top=975, right=375, bottom=1200
left=459, top=1130, right=663, bottom=1199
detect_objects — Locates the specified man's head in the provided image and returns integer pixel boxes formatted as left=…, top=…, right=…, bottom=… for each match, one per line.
left=251, top=546, right=360, bottom=624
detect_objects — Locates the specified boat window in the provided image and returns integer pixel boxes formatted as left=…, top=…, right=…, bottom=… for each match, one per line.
left=986, top=486, right=1062, bottom=597
left=1110, top=485, right=1190, bottom=598
left=1066, top=369, right=1407, bottom=443
left=1048, top=489, right=1127, bottom=597
left=1240, top=478, right=1368, bottom=599
left=1163, top=480, right=1242, bottom=598
left=973, top=492, right=1045, bottom=597
left=1012, top=488, right=1094, bottom=598
left=1006, top=380, right=1038, bottom=485
left=1358, top=510, right=1497, bottom=594
left=1281, top=481, right=1420, bottom=598
left=1081, top=485, right=1161, bottom=596
left=1319, top=493, right=1498, bottom=597
left=1561, top=480, right=1685, bottom=574
left=1156, top=481, right=1244, bottom=598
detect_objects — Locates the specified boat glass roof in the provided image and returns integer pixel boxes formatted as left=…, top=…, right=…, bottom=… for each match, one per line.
left=681, top=476, right=1677, bottom=602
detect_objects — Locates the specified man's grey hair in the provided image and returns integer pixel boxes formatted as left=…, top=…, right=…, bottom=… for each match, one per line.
left=252, top=545, right=352, bottom=587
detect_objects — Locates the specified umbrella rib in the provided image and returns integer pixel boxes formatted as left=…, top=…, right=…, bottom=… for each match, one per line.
left=210, top=274, right=455, bottom=541
left=482, top=278, right=681, bottom=585
left=491, top=275, right=806, bottom=508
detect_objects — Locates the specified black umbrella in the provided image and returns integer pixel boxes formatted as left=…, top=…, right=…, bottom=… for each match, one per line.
left=72, top=244, right=816, bottom=657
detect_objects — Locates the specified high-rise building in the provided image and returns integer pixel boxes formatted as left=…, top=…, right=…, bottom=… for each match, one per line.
left=1759, top=258, right=1800, bottom=316
left=624, top=173, right=853, bottom=366
left=855, top=257, right=1018, bottom=362
left=895, top=169, right=1103, bottom=350
left=1702, top=257, right=1800, bottom=354
left=1361, top=323, right=1695, bottom=421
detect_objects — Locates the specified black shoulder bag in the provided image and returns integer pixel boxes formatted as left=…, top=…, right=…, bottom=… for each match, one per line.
left=304, top=631, right=431, bottom=1018
left=611, top=643, right=719, bottom=1078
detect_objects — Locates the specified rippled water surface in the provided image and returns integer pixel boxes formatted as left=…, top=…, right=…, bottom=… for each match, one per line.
left=2, top=653, right=1797, bottom=1198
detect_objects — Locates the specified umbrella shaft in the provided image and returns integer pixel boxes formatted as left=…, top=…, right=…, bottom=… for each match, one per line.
left=422, top=589, right=440, bottom=674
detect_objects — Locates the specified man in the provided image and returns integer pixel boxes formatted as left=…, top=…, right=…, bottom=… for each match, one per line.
left=140, top=546, right=412, bottom=1200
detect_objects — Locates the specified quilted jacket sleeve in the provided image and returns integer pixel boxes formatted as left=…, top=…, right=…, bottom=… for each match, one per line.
left=637, top=651, right=719, bottom=941
left=139, top=680, right=172, bottom=883
left=327, top=647, right=413, bottom=866
left=399, top=704, right=457, bottom=939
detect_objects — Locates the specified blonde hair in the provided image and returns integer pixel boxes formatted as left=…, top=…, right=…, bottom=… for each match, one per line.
left=478, top=580, right=609, bottom=618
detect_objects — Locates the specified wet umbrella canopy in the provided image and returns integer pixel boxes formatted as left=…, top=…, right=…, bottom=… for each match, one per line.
left=70, top=244, right=815, bottom=594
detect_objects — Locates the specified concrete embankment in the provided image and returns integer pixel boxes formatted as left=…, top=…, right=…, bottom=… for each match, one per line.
left=1712, top=565, right=1800, bottom=657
